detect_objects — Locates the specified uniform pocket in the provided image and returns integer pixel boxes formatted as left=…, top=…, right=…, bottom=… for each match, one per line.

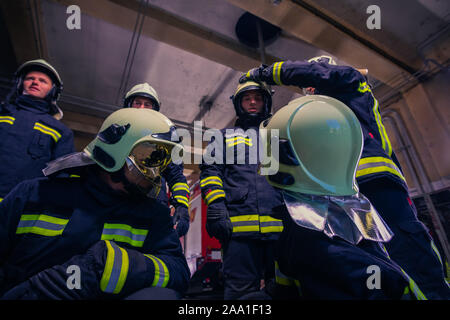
left=28, top=130, right=52, bottom=159
left=225, top=186, right=248, bottom=204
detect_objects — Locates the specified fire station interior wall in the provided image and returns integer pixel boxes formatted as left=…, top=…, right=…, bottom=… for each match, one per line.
left=382, top=69, right=450, bottom=196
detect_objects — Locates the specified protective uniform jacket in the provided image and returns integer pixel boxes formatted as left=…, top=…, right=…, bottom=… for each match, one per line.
left=0, top=95, right=75, bottom=199
left=258, top=61, right=408, bottom=191
left=0, top=168, right=190, bottom=299
left=199, top=119, right=284, bottom=241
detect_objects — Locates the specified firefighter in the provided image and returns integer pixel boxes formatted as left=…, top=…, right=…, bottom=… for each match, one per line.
left=260, top=95, right=424, bottom=299
left=241, top=56, right=450, bottom=299
left=199, top=80, right=284, bottom=300
left=0, top=108, right=190, bottom=299
left=123, top=83, right=190, bottom=238
left=0, top=59, right=75, bottom=201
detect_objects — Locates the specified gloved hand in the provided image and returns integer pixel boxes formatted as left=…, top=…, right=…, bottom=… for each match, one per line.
left=173, top=206, right=190, bottom=237
left=239, top=64, right=268, bottom=84
left=206, top=205, right=232, bottom=243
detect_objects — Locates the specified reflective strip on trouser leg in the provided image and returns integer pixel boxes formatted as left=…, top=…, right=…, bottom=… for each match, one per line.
left=144, top=254, right=170, bottom=287
left=380, top=244, right=427, bottom=300
left=100, top=240, right=130, bottom=294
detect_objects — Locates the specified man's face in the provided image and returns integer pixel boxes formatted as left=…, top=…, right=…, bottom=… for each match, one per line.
left=22, top=71, right=53, bottom=99
left=131, top=96, right=156, bottom=110
left=241, top=90, right=264, bottom=114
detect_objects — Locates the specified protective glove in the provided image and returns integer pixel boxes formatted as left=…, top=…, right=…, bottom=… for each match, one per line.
left=173, top=206, right=190, bottom=237
left=238, top=64, right=268, bottom=84
left=205, top=203, right=233, bottom=243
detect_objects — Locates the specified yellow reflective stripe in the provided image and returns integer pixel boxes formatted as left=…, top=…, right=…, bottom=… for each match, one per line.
left=200, top=176, right=223, bottom=188
left=200, top=176, right=223, bottom=184
left=16, top=214, right=69, bottom=236
left=0, top=116, right=14, bottom=125
left=275, top=261, right=295, bottom=286
left=100, top=240, right=129, bottom=294
left=260, top=225, right=284, bottom=233
left=204, top=189, right=226, bottom=205
left=69, top=174, right=80, bottom=178
left=200, top=181, right=223, bottom=188
left=227, top=140, right=253, bottom=147
left=272, top=61, right=284, bottom=85
left=430, top=241, right=443, bottom=266
left=357, top=166, right=406, bottom=182
left=0, top=197, right=3, bottom=202
left=144, top=254, right=170, bottom=287
left=225, top=136, right=251, bottom=142
left=230, top=215, right=259, bottom=222
left=101, top=223, right=149, bottom=248
left=19, top=214, right=68, bottom=225
left=357, top=157, right=406, bottom=181
left=171, top=183, right=190, bottom=192
left=358, top=81, right=372, bottom=93
left=259, top=215, right=283, bottom=233
left=230, top=214, right=259, bottom=233
left=380, top=244, right=427, bottom=300
left=356, top=166, right=406, bottom=181
left=233, top=225, right=260, bottom=232
left=371, top=97, right=393, bottom=156
left=33, top=122, right=62, bottom=142
left=174, top=195, right=189, bottom=207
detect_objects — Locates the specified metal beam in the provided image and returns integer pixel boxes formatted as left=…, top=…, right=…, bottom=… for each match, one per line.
left=0, top=0, right=48, bottom=63
left=226, top=0, right=412, bottom=87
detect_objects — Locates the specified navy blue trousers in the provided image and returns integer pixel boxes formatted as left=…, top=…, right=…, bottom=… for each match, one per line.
left=221, top=239, right=276, bottom=300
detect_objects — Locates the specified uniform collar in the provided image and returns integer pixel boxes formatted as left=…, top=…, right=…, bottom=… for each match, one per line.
left=15, top=94, right=52, bottom=114
left=83, top=167, right=149, bottom=207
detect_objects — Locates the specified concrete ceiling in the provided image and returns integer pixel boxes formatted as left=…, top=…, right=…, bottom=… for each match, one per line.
left=0, top=0, right=449, bottom=183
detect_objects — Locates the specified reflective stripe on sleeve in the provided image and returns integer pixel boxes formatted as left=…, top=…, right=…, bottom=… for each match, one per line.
left=357, top=156, right=406, bottom=182
left=171, top=182, right=190, bottom=193
left=204, top=189, right=226, bottom=205
left=100, top=240, right=129, bottom=294
left=174, top=195, right=189, bottom=208
left=200, top=176, right=223, bottom=188
left=101, top=224, right=149, bottom=248
left=144, top=254, right=170, bottom=288
left=16, top=214, right=69, bottom=236
left=272, top=62, right=284, bottom=85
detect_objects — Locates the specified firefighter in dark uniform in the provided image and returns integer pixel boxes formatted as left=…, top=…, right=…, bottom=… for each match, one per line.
left=241, top=56, right=450, bottom=299
left=123, top=83, right=190, bottom=238
left=0, top=108, right=190, bottom=299
left=261, top=94, right=425, bottom=299
left=0, top=59, right=75, bottom=201
left=199, top=81, right=284, bottom=300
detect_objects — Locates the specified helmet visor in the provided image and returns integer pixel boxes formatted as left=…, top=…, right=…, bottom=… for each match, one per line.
left=127, top=141, right=172, bottom=179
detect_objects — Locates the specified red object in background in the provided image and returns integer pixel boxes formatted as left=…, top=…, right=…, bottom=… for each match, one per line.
left=200, top=190, right=221, bottom=261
